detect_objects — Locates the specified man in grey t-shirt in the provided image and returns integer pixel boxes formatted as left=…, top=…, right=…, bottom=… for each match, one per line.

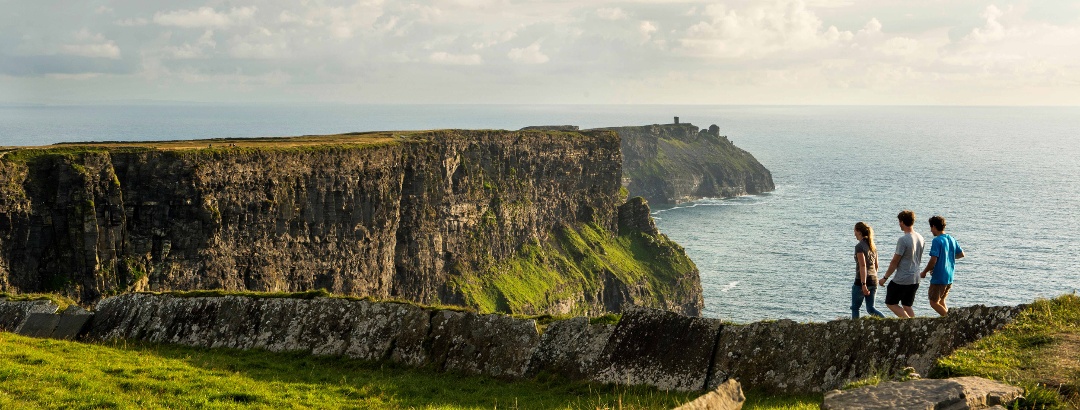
left=878, top=210, right=926, bottom=318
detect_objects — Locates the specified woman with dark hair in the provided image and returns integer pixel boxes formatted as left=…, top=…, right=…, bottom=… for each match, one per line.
left=852, top=222, right=885, bottom=318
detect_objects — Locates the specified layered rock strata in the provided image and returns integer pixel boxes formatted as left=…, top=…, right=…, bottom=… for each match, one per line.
left=0, top=131, right=702, bottom=315
left=0, top=294, right=1023, bottom=394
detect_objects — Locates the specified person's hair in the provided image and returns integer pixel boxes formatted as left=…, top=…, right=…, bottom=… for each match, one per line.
left=929, top=215, right=946, bottom=231
left=855, top=221, right=876, bottom=254
left=898, top=210, right=915, bottom=227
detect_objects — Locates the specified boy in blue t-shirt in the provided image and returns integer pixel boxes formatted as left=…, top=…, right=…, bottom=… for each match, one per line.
left=919, top=215, right=965, bottom=316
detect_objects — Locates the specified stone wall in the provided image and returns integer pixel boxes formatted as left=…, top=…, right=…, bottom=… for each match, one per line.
left=0, top=294, right=1023, bottom=394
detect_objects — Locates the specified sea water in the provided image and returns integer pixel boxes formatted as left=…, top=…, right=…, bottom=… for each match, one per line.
left=2, top=104, right=1078, bottom=322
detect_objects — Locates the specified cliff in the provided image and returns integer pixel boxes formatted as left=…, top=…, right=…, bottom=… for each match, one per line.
left=0, top=131, right=702, bottom=316
left=599, top=123, right=775, bottom=205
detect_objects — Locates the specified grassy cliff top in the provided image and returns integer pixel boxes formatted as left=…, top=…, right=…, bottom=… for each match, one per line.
left=0, top=129, right=614, bottom=160
left=1, top=132, right=401, bottom=152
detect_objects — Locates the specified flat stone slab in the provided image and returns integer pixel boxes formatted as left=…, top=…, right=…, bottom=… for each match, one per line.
left=52, top=307, right=93, bottom=340
left=822, top=377, right=1023, bottom=410
left=16, top=313, right=61, bottom=338
left=0, top=299, right=60, bottom=331
left=591, top=306, right=724, bottom=391
left=675, top=379, right=744, bottom=410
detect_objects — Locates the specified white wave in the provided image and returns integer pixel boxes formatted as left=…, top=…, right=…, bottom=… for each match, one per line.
left=720, top=281, right=739, bottom=292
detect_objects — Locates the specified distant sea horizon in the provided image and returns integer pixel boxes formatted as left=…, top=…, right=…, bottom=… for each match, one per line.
left=2, top=104, right=1078, bottom=323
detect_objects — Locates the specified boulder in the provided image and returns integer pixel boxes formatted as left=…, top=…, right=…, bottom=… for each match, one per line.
left=426, top=310, right=541, bottom=378
left=675, top=379, right=744, bottom=410
left=527, top=317, right=615, bottom=380
left=591, top=306, right=723, bottom=391
left=0, top=298, right=59, bottom=331
left=822, top=377, right=1023, bottom=410
left=51, top=306, right=94, bottom=340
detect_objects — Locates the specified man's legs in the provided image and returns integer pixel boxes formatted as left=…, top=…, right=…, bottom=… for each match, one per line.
left=928, top=284, right=951, bottom=316
left=886, top=304, right=910, bottom=318
left=883, top=282, right=913, bottom=318
left=902, top=305, right=915, bottom=318
left=900, top=283, right=919, bottom=318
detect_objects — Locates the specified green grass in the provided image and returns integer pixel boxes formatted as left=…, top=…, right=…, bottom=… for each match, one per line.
left=929, top=294, right=1080, bottom=409
left=0, top=332, right=701, bottom=409
left=741, top=391, right=820, bottom=410
left=451, top=223, right=698, bottom=316
left=0, top=293, right=76, bottom=311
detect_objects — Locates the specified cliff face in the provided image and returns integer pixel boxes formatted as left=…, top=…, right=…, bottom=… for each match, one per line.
left=602, top=123, right=775, bottom=205
left=0, top=130, right=702, bottom=316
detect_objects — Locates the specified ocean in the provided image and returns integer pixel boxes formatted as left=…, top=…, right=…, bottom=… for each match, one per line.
left=2, top=104, right=1078, bottom=323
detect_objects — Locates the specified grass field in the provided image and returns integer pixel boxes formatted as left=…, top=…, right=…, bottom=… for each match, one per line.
left=931, top=294, right=1080, bottom=409
left=0, top=331, right=820, bottom=409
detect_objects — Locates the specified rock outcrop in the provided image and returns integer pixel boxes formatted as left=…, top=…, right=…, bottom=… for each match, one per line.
left=675, top=379, right=745, bottom=410
left=599, top=123, right=774, bottom=205
left=0, top=131, right=702, bottom=316
left=822, top=377, right=1024, bottom=410
left=0, top=297, right=58, bottom=331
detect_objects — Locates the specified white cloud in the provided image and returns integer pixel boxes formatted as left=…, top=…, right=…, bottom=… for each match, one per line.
left=429, top=51, right=482, bottom=65
left=597, top=7, right=627, bottom=21
left=473, top=29, right=518, bottom=49
left=963, top=5, right=1008, bottom=43
left=154, top=7, right=257, bottom=28
left=163, top=30, right=217, bottom=59
left=115, top=17, right=149, bottom=27
left=678, top=0, right=848, bottom=58
left=60, top=30, right=121, bottom=59
left=640, top=21, right=658, bottom=39
left=508, top=42, right=548, bottom=64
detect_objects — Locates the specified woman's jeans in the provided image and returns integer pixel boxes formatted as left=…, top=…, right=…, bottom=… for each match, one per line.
left=852, top=284, right=885, bottom=319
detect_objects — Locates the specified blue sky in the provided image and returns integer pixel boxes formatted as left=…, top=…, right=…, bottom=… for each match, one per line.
left=2, top=0, right=1079, bottom=105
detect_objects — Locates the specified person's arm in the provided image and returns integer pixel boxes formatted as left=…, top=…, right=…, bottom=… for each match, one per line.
left=956, top=250, right=965, bottom=259
left=856, top=251, right=870, bottom=295
left=920, top=256, right=938, bottom=278
left=879, top=254, right=902, bottom=286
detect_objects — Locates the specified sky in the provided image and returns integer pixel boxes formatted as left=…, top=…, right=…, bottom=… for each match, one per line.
left=2, top=0, right=1079, bottom=105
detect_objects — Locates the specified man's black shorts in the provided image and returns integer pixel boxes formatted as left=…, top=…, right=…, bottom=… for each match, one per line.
left=885, top=281, right=920, bottom=306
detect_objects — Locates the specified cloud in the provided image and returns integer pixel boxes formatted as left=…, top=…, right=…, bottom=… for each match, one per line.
left=163, top=30, right=217, bottom=59
left=115, top=17, right=149, bottom=27
left=60, top=30, right=121, bottom=59
left=429, top=51, right=482, bottom=65
left=963, top=5, right=1008, bottom=43
left=507, top=42, right=548, bottom=64
left=596, top=7, right=628, bottom=21
left=154, top=7, right=257, bottom=28
left=677, top=0, right=850, bottom=59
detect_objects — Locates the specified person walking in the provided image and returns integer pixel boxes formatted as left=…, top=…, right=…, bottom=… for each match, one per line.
left=878, top=210, right=926, bottom=318
left=920, top=216, right=965, bottom=316
left=851, top=222, right=885, bottom=318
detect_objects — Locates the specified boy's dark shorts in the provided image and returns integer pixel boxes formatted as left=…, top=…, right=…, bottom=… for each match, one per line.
left=885, top=282, right=920, bottom=306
